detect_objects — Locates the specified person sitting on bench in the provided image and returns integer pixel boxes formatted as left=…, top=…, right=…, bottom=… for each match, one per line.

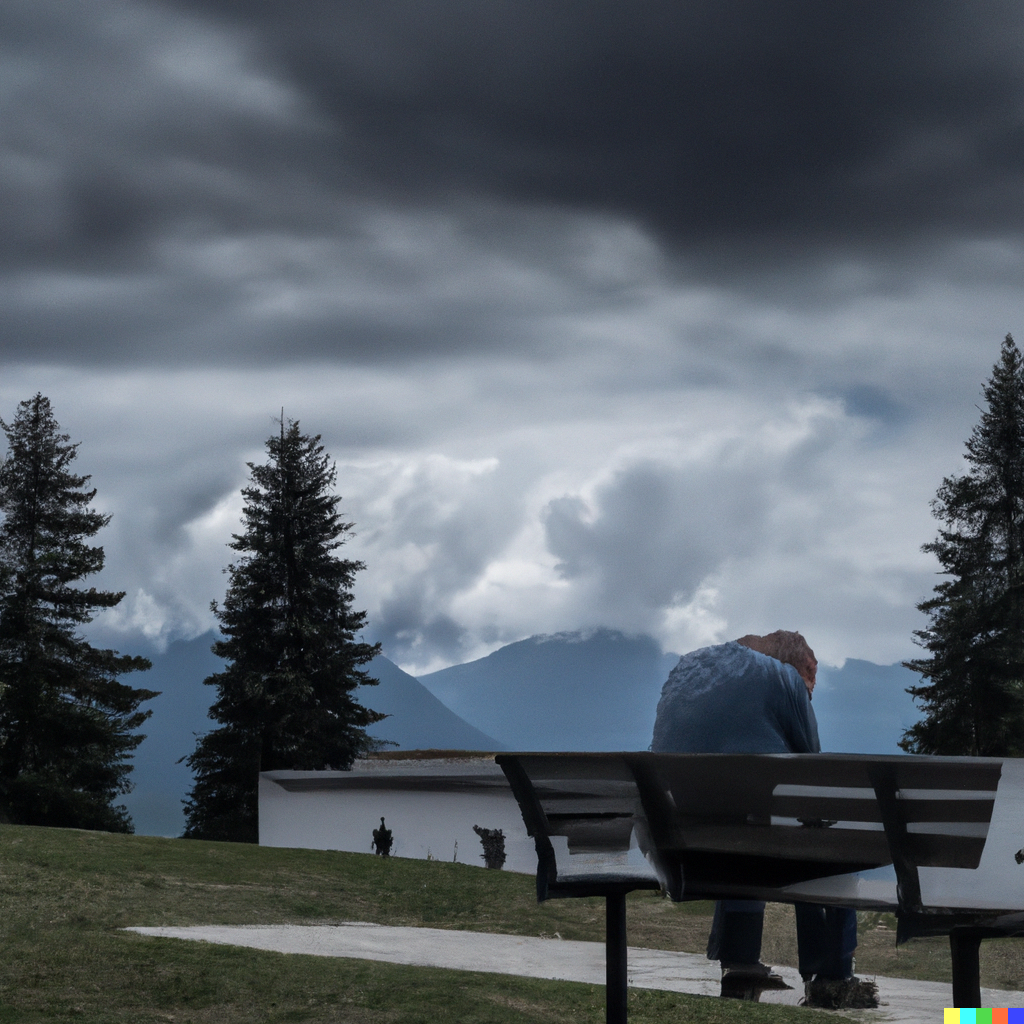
left=651, top=630, right=878, bottom=1008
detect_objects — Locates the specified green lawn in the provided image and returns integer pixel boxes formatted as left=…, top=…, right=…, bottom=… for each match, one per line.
left=0, top=823, right=1019, bottom=1021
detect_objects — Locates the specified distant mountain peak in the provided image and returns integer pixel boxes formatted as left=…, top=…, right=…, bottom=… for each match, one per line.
left=361, top=655, right=505, bottom=753
left=526, top=626, right=649, bottom=647
left=417, top=627, right=676, bottom=751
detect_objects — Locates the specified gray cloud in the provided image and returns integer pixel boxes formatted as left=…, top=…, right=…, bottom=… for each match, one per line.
left=3, top=1, right=1022, bottom=674
left=1, top=2, right=327, bottom=273
left=543, top=460, right=768, bottom=617
left=164, top=0, right=1024, bottom=253
left=4, top=1, right=1024, bottom=369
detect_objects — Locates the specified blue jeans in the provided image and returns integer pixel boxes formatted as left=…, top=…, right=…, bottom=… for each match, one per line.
left=707, top=900, right=765, bottom=965
left=708, top=900, right=857, bottom=978
left=794, top=903, right=857, bottom=980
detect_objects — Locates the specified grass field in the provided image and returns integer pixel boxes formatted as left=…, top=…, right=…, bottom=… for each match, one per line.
left=1, top=824, right=1022, bottom=1022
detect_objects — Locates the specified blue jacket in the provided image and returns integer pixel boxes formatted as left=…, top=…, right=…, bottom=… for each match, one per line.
left=651, top=640, right=820, bottom=754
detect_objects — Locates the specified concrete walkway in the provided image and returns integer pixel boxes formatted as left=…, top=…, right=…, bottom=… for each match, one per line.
left=128, top=922, right=1024, bottom=1021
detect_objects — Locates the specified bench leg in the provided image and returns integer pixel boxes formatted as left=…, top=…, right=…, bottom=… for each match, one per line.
left=606, top=892, right=628, bottom=1024
left=950, top=929, right=982, bottom=1008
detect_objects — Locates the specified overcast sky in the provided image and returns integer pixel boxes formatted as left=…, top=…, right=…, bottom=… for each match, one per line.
left=3, top=0, right=1023, bottom=673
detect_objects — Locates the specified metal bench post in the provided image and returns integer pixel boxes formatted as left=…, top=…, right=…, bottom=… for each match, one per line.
left=950, top=929, right=983, bottom=1009
left=867, top=764, right=924, bottom=925
left=606, top=891, right=628, bottom=1024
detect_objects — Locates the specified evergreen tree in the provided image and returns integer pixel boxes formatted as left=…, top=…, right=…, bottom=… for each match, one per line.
left=0, top=394, right=155, bottom=831
left=183, top=419, right=383, bottom=842
left=901, top=334, right=1024, bottom=756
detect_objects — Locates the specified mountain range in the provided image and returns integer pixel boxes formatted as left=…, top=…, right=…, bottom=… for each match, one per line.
left=117, top=629, right=923, bottom=837
left=417, top=629, right=679, bottom=751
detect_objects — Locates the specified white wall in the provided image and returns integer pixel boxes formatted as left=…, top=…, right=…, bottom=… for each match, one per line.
left=259, top=769, right=537, bottom=874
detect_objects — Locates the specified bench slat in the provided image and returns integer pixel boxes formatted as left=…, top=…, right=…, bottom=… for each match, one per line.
left=638, top=754, right=1001, bottom=795
left=552, top=817, right=635, bottom=853
left=540, top=799, right=639, bottom=816
left=770, top=795, right=996, bottom=823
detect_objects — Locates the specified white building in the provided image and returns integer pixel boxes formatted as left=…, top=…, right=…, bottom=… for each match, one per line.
left=259, top=754, right=537, bottom=873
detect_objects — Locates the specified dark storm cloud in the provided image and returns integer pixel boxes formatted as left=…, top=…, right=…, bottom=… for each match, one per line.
left=5, top=0, right=1023, bottom=368
left=1, top=0, right=377, bottom=283
left=170, top=0, right=1024, bottom=251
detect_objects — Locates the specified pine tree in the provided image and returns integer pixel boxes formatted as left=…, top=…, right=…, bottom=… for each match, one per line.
left=183, top=419, right=384, bottom=842
left=0, top=394, right=155, bottom=831
left=901, top=334, right=1024, bottom=756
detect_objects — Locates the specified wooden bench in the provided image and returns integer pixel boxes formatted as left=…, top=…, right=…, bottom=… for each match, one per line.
left=496, top=751, right=1024, bottom=1018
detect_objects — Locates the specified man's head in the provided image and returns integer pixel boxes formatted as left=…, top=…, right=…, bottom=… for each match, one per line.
left=736, top=630, right=817, bottom=695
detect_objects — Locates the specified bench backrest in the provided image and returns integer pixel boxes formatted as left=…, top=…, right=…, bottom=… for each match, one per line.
left=496, top=751, right=1016, bottom=926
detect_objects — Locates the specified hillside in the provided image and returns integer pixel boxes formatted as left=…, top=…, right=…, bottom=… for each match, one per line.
left=1, top=823, right=1009, bottom=1024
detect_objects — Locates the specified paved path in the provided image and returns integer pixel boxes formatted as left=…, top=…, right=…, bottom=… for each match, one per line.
left=128, top=922, right=1024, bottom=1021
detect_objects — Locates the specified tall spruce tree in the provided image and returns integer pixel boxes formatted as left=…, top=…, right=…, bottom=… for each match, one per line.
left=0, top=394, right=155, bottom=831
left=901, top=334, right=1024, bottom=756
left=183, top=419, right=383, bottom=842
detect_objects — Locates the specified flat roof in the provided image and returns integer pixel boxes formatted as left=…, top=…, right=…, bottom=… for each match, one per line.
left=261, top=756, right=508, bottom=792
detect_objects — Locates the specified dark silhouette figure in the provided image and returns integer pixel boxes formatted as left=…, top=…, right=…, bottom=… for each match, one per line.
left=372, top=816, right=393, bottom=857
left=473, top=824, right=506, bottom=869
